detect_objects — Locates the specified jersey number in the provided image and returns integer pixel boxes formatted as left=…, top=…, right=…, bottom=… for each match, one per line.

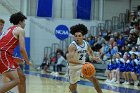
left=79, top=54, right=83, bottom=60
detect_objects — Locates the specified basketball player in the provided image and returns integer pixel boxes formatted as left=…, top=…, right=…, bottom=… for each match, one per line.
left=0, top=12, right=31, bottom=93
left=67, top=24, right=102, bottom=93
left=0, top=18, right=5, bottom=35
left=0, top=18, right=27, bottom=93
left=2, top=57, right=26, bottom=93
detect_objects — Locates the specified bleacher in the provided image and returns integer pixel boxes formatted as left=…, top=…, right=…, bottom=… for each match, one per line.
left=41, top=5, right=140, bottom=82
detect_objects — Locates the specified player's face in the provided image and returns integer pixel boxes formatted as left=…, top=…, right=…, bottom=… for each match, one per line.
left=19, top=20, right=26, bottom=29
left=74, top=32, right=84, bottom=44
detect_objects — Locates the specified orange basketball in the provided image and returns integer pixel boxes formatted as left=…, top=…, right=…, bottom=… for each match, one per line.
left=82, top=63, right=95, bottom=78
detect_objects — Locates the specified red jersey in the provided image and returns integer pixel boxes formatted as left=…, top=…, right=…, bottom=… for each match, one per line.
left=0, top=26, right=18, bottom=54
left=0, top=26, right=19, bottom=74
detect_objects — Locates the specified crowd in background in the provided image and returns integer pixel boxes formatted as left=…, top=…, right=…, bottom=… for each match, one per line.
left=39, top=5, right=140, bottom=85
left=85, top=5, right=140, bottom=86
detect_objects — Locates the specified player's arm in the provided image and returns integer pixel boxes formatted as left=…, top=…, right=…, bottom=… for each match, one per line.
left=67, top=44, right=81, bottom=64
left=13, top=57, right=25, bottom=64
left=87, top=44, right=100, bottom=62
left=15, top=27, right=31, bottom=65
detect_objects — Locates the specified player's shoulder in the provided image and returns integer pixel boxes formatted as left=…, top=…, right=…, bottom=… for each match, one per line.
left=13, top=27, right=24, bottom=35
left=83, top=40, right=90, bottom=47
left=16, top=27, right=24, bottom=31
left=70, top=41, right=77, bottom=46
left=69, top=41, right=77, bottom=49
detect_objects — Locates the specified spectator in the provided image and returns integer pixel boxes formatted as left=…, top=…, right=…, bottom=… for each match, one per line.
left=116, top=34, right=126, bottom=51
left=0, top=18, right=5, bottom=35
left=55, top=52, right=67, bottom=74
left=137, top=33, right=140, bottom=45
left=130, top=53, right=139, bottom=86
left=110, top=53, right=124, bottom=84
left=39, top=54, right=49, bottom=72
left=51, top=52, right=67, bottom=76
left=129, top=46, right=137, bottom=55
left=122, top=53, right=131, bottom=85
left=87, top=35, right=95, bottom=47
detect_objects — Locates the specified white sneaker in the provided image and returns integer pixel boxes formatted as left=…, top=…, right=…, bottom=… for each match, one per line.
left=41, top=70, right=45, bottom=74
left=55, top=72, right=59, bottom=76
left=114, top=81, right=120, bottom=84
left=50, top=72, right=55, bottom=75
left=122, top=81, right=127, bottom=85
left=104, top=79, right=110, bottom=83
left=125, top=82, right=130, bottom=85
left=134, top=81, right=139, bottom=86
left=110, top=78, right=116, bottom=83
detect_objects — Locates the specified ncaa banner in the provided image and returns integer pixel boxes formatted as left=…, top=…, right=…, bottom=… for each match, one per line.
left=55, top=25, right=69, bottom=41
left=37, top=0, right=53, bottom=17
left=76, top=0, right=92, bottom=20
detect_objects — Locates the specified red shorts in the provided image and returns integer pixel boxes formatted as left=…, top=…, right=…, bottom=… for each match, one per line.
left=13, top=57, right=24, bottom=68
left=0, top=52, right=18, bottom=74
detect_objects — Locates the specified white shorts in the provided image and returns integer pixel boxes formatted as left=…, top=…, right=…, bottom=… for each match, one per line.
left=68, top=64, right=83, bottom=84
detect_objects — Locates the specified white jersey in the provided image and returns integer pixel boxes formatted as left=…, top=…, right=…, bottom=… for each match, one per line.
left=68, top=40, right=89, bottom=84
left=69, top=40, right=88, bottom=65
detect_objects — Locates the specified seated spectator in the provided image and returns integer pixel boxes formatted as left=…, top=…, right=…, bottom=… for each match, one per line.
left=127, top=32, right=137, bottom=46
left=104, top=61, right=114, bottom=83
left=129, top=46, right=137, bottom=54
left=116, top=34, right=126, bottom=51
left=122, top=53, right=131, bottom=85
left=56, top=52, right=67, bottom=73
left=87, top=35, right=95, bottom=47
left=130, top=53, right=139, bottom=86
left=137, top=33, right=140, bottom=45
left=51, top=52, right=67, bottom=76
left=110, top=52, right=124, bottom=84
left=39, top=54, right=49, bottom=72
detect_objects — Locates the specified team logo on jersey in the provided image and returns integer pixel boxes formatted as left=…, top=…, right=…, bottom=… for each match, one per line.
left=55, top=25, right=69, bottom=41
left=77, top=50, right=87, bottom=53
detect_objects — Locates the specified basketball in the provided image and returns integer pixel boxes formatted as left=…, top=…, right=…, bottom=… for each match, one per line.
left=82, top=63, right=95, bottom=78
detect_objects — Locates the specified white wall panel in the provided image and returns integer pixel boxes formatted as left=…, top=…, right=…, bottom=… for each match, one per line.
left=61, top=0, right=74, bottom=19
left=131, top=0, right=140, bottom=11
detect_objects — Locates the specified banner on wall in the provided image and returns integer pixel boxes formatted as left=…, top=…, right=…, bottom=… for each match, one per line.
left=55, top=25, right=69, bottom=41
left=37, top=0, right=53, bottom=17
left=76, top=0, right=92, bottom=20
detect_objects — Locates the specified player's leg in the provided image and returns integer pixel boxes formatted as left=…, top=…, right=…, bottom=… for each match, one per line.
left=13, top=57, right=26, bottom=93
left=0, top=70, right=20, bottom=93
left=2, top=75, right=9, bottom=84
left=86, top=76, right=102, bottom=93
left=2, top=75, right=16, bottom=93
left=69, top=68, right=80, bottom=93
left=17, top=68, right=26, bottom=93
left=69, top=83, right=78, bottom=93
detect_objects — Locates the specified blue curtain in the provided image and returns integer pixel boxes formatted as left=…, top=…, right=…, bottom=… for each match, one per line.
left=37, top=0, right=53, bottom=17
left=76, top=0, right=91, bottom=20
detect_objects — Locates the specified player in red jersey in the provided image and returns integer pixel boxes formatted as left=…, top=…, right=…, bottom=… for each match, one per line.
left=0, top=18, right=27, bottom=93
left=0, top=12, right=31, bottom=93
left=2, top=57, right=26, bottom=93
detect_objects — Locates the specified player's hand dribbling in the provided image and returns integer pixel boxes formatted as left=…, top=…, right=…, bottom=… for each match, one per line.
left=93, top=56, right=101, bottom=63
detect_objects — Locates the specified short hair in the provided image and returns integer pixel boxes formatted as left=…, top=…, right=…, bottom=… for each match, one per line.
left=9, top=12, right=27, bottom=25
left=70, top=24, right=88, bottom=35
left=0, top=19, right=5, bottom=24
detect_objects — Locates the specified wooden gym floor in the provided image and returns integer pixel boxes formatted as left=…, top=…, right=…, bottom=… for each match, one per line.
left=0, top=71, right=140, bottom=93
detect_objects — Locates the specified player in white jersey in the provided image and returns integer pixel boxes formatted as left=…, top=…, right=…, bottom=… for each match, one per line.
left=67, top=24, right=102, bottom=93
